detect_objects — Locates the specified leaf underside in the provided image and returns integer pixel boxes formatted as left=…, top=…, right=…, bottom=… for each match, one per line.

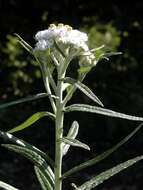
left=65, top=104, right=143, bottom=121
left=0, top=130, right=54, bottom=167
left=2, top=144, right=55, bottom=188
left=61, top=137, right=90, bottom=151
left=0, top=181, right=18, bottom=190
left=62, top=123, right=143, bottom=178
left=34, top=166, right=54, bottom=190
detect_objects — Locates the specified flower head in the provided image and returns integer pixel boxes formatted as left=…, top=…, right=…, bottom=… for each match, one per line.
left=34, top=23, right=88, bottom=51
left=34, top=24, right=97, bottom=69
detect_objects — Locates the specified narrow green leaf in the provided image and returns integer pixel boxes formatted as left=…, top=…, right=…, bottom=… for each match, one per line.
left=61, top=137, right=90, bottom=151
left=77, top=155, right=143, bottom=190
left=103, top=52, right=122, bottom=57
left=15, top=33, right=33, bottom=53
left=0, top=181, right=18, bottom=190
left=34, top=166, right=53, bottom=190
left=62, top=123, right=143, bottom=178
left=8, top=112, right=55, bottom=133
left=65, top=104, right=143, bottom=121
left=0, top=93, right=49, bottom=110
left=64, top=77, right=103, bottom=107
left=0, top=130, right=54, bottom=167
left=2, top=144, right=55, bottom=188
left=63, top=121, right=79, bottom=156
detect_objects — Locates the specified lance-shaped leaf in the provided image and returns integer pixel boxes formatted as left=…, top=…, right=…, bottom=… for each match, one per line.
left=76, top=155, right=143, bottom=190
left=2, top=144, right=55, bottom=188
left=8, top=111, right=55, bottom=133
left=61, top=137, right=90, bottom=151
left=95, top=51, right=122, bottom=62
left=65, top=104, right=143, bottom=121
left=62, top=121, right=79, bottom=156
left=0, top=181, right=19, bottom=190
left=64, top=77, right=103, bottom=107
left=0, top=130, right=54, bottom=167
left=62, top=123, right=143, bottom=178
left=34, top=166, right=53, bottom=190
left=0, top=93, right=49, bottom=110
left=15, top=33, right=33, bottom=53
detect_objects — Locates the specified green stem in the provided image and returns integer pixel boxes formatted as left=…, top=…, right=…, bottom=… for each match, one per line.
left=54, top=74, right=64, bottom=190
left=42, top=68, right=57, bottom=114
left=35, top=56, right=57, bottom=113
left=47, top=67, right=57, bottom=94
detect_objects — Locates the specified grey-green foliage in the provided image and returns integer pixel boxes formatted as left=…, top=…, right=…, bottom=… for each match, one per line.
left=75, top=155, right=143, bottom=190
left=0, top=130, right=54, bottom=167
left=64, top=77, right=104, bottom=106
left=2, top=144, right=55, bottom=189
left=61, top=137, right=90, bottom=151
left=34, top=166, right=53, bottom=190
left=62, top=121, right=79, bottom=156
left=65, top=104, right=143, bottom=121
left=0, top=25, right=143, bottom=190
left=62, top=123, right=143, bottom=179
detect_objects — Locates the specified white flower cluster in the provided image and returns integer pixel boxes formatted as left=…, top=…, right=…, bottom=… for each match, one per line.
left=35, top=23, right=88, bottom=51
left=34, top=23, right=97, bottom=67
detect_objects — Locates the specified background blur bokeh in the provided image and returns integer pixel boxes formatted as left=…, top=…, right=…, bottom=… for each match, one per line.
left=0, top=0, right=143, bottom=189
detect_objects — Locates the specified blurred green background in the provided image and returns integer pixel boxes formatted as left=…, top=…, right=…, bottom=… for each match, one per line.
left=0, top=0, right=143, bottom=189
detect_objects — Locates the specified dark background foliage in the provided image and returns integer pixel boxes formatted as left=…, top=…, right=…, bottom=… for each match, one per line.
left=0, top=0, right=143, bottom=189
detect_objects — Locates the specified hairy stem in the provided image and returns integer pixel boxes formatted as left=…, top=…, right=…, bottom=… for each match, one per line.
left=54, top=74, right=64, bottom=190
left=47, top=67, right=57, bottom=94
left=35, top=55, right=57, bottom=113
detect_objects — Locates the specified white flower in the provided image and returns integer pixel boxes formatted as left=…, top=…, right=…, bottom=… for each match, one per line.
left=34, top=24, right=88, bottom=51
left=59, top=29, right=88, bottom=49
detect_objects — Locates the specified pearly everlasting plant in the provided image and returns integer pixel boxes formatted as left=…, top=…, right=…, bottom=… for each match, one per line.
left=0, top=23, right=143, bottom=190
